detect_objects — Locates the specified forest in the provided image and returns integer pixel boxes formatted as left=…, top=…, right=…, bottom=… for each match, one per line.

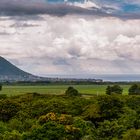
left=0, top=85, right=140, bottom=140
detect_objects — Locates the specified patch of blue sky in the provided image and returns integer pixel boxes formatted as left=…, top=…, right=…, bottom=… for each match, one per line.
left=121, top=4, right=140, bottom=13
left=46, top=0, right=140, bottom=13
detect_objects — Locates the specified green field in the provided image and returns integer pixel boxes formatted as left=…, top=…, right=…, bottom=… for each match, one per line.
left=1, top=85, right=131, bottom=96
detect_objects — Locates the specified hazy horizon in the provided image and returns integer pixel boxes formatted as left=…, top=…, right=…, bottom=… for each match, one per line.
left=42, top=74, right=140, bottom=81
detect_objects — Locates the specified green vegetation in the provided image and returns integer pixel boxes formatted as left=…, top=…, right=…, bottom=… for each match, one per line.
left=65, top=87, right=81, bottom=96
left=0, top=84, right=2, bottom=91
left=122, top=129, right=140, bottom=140
left=128, top=84, right=140, bottom=95
left=0, top=87, right=140, bottom=140
left=0, top=84, right=131, bottom=96
left=106, top=85, right=123, bottom=95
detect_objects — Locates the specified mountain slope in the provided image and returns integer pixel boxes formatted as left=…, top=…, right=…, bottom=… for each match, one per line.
left=0, top=56, right=42, bottom=82
left=0, top=56, right=30, bottom=76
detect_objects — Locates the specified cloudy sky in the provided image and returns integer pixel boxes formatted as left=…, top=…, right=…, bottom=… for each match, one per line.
left=0, top=0, right=140, bottom=77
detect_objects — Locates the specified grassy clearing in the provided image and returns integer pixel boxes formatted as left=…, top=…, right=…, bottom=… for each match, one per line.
left=0, top=84, right=131, bottom=96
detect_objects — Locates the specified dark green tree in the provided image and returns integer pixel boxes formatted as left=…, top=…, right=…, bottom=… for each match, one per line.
left=98, top=96, right=124, bottom=119
left=65, top=87, right=80, bottom=96
left=23, top=121, right=66, bottom=140
left=106, top=86, right=111, bottom=95
left=128, top=84, right=140, bottom=95
left=106, top=85, right=123, bottom=95
left=96, top=120, right=124, bottom=140
left=0, top=84, right=2, bottom=91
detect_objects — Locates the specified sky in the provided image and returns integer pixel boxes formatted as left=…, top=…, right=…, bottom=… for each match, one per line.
left=0, top=0, right=140, bottom=77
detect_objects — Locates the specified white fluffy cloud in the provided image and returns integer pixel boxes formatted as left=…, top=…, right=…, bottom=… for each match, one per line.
left=0, top=15, right=140, bottom=76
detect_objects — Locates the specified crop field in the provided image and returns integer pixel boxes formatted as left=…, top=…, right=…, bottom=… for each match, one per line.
left=0, top=84, right=131, bottom=96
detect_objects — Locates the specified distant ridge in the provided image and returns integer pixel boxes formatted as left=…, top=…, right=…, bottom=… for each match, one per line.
left=0, top=56, right=103, bottom=83
left=0, top=56, right=40, bottom=82
left=0, top=56, right=30, bottom=76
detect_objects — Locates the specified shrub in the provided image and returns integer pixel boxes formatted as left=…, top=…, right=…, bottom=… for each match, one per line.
left=23, top=121, right=66, bottom=140
left=106, top=85, right=123, bottom=95
left=2, top=130, right=22, bottom=140
left=0, top=94, right=7, bottom=99
left=0, top=100, right=21, bottom=121
left=0, top=84, right=2, bottom=91
left=123, top=129, right=140, bottom=140
left=65, top=87, right=80, bottom=96
left=98, top=96, right=124, bottom=119
left=128, top=84, right=140, bottom=95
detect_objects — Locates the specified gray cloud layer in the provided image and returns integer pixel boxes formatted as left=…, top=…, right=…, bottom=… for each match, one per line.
left=0, top=0, right=109, bottom=16
left=0, top=0, right=139, bottom=19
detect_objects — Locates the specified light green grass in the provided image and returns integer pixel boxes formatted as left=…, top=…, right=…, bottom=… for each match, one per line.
left=0, top=85, right=131, bottom=96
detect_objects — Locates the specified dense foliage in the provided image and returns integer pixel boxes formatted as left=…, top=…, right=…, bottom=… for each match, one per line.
left=106, top=85, right=123, bottom=95
left=65, top=87, right=81, bottom=96
left=128, top=84, right=140, bottom=95
left=0, top=84, right=2, bottom=91
left=0, top=87, right=140, bottom=139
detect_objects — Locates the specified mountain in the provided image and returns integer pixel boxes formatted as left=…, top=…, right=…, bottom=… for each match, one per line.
left=0, top=56, right=30, bottom=76
left=0, top=56, right=41, bottom=82
left=0, top=56, right=103, bottom=83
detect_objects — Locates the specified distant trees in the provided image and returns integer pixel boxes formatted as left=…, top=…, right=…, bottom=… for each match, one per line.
left=0, top=84, right=2, bottom=91
left=65, top=87, right=81, bottom=96
left=106, top=85, right=123, bottom=95
left=106, top=84, right=140, bottom=95
left=128, top=84, right=140, bottom=95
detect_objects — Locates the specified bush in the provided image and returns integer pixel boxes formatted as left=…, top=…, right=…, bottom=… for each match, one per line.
left=128, top=84, right=140, bottom=95
left=23, top=121, right=66, bottom=140
left=0, top=84, right=2, bottom=91
left=65, top=87, right=80, bottom=96
left=96, top=120, right=124, bottom=140
left=2, top=130, right=22, bottom=140
left=106, top=85, right=123, bottom=95
left=0, top=121, right=8, bottom=134
left=0, top=94, right=7, bottom=99
left=0, top=100, right=21, bottom=121
left=123, top=129, right=140, bottom=140
left=98, top=96, right=124, bottom=119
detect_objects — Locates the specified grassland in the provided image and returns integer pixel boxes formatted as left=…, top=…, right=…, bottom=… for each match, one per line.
left=0, top=84, right=131, bottom=96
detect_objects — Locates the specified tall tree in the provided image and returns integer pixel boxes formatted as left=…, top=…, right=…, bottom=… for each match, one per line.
left=65, top=87, right=80, bottom=96
left=129, top=84, right=140, bottom=95
left=106, top=85, right=123, bottom=95
left=0, top=84, right=2, bottom=91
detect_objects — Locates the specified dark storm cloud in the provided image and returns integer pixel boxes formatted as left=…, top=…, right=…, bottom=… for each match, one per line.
left=0, top=0, right=107, bottom=16
left=0, top=0, right=139, bottom=19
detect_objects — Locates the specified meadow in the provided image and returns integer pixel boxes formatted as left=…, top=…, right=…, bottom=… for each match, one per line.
left=1, top=84, right=131, bottom=96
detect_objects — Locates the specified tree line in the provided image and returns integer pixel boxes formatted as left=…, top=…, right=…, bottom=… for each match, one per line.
left=106, top=84, right=140, bottom=95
